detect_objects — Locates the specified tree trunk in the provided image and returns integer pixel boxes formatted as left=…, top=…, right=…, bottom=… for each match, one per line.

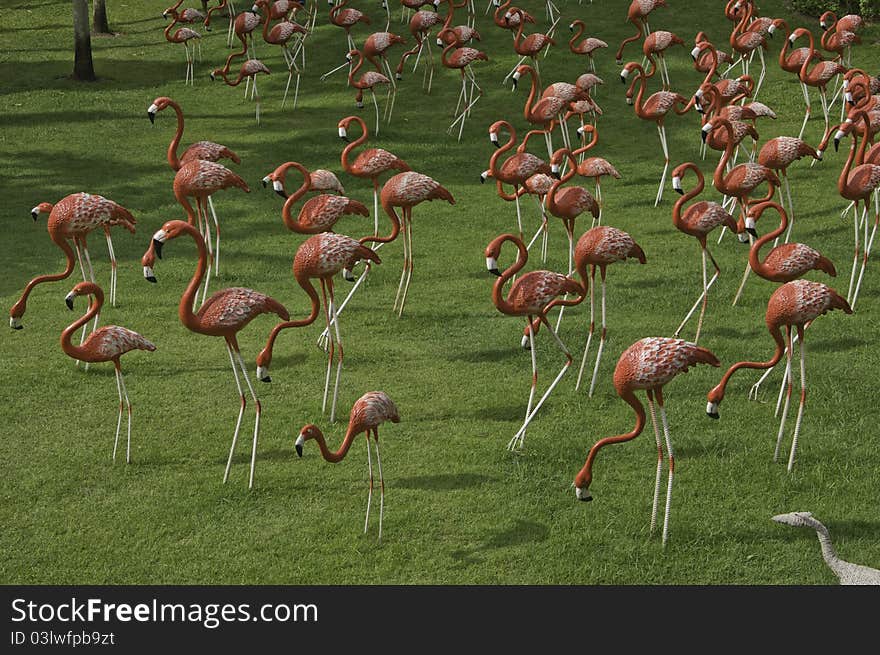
left=73, top=0, right=97, bottom=81
left=92, top=0, right=112, bottom=35
left=201, top=1, right=210, bottom=11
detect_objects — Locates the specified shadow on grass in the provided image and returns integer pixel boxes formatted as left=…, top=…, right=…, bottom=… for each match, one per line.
left=446, top=346, right=520, bottom=363
left=225, top=447, right=293, bottom=466
left=395, top=472, right=496, bottom=491
left=450, top=518, right=550, bottom=564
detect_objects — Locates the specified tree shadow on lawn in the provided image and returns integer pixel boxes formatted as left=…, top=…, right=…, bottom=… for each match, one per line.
left=450, top=518, right=550, bottom=565
left=445, top=346, right=520, bottom=363
left=395, top=472, right=496, bottom=491
left=226, top=447, right=294, bottom=466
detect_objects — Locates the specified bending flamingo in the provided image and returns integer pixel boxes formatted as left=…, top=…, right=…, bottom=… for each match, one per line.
left=61, top=282, right=156, bottom=464
left=141, top=220, right=288, bottom=488
left=296, top=390, right=400, bottom=540
left=12, top=193, right=136, bottom=330
left=569, top=20, right=607, bottom=73
left=347, top=48, right=393, bottom=135
left=210, top=58, right=272, bottom=124
left=575, top=337, right=720, bottom=547
left=615, top=0, right=667, bottom=63
left=707, top=280, right=851, bottom=471
left=255, top=233, right=381, bottom=423
left=147, top=96, right=241, bottom=171
left=572, top=225, right=646, bottom=396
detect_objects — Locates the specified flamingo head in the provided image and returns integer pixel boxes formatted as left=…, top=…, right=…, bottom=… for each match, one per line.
left=31, top=202, right=53, bottom=221
left=295, top=424, right=323, bottom=457
left=64, top=282, right=99, bottom=311
left=706, top=384, right=725, bottom=419
left=701, top=121, right=713, bottom=142
left=573, top=471, right=592, bottom=501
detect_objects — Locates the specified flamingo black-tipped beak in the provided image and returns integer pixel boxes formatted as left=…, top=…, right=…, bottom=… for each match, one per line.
left=834, top=138, right=840, bottom=152
left=10, top=316, right=23, bottom=330
left=674, top=187, right=684, bottom=195
left=148, top=111, right=156, bottom=124
left=275, top=189, right=288, bottom=199
left=65, top=294, right=75, bottom=310
left=31, top=210, right=38, bottom=221
left=488, top=268, right=501, bottom=276
left=706, top=401, right=719, bottom=419
left=552, top=170, right=561, bottom=180
left=340, top=135, right=350, bottom=142
left=152, top=239, right=163, bottom=259
left=746, top=227, right=758, bottom=238
left=701, top=130, right=708, bottom=143
left=210, top=72, right=216, bottom=81
left=707, top=410, right=719, bottom=419
left=619, top=74, right=626, bottom=83
left=295, top=443, right=303, bottom=457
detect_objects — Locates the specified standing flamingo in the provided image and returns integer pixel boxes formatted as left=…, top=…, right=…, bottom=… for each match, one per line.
left=12, top=193, right=136, bottom=330
left=141, top=220, right=289, bottom=488
left=706, top=280, right=852, bottom=471
left=575, top=336, right=720, bottom=546
left=296, top=390, right=400, bottom=540
left=545, top=148, right=599, bottom=278
left=480, top=120, right=551, bottom=239
left=491, top=0, right=534, bottom=38
left=438, top=28, right=488, bottom=141
left=163, top=7, right=202, bottom=84
left=728, top=0, right=768, bottom=96
left=267, top=164, right=347, bottom=196
left=204, top=0, right=237, bottom=48
left=330, top=0, right=371, bottom=54
left=485, top=233, right=584, bottom=450
left=642, top=30, right=685, bottom=90
left=670, top=162, right=738, bottom=344
left=346, top=48, right=393, bottom=135
left=571, top=226, right=646, bottom=396
left=363, top=31, right=407, bottom=86
left=504, top=9, right=556, bottom=86
left=791, top=28, right=847, bottom=139
left=173, top=158, right=250, bottom=299
left=512, top=64, right=565, bottom=158
left=395, top=7, right=444, bottom=92
left=620, top=61, right=691, bottom=206
left=263, top=161, right=369, bottom=234
left=210, top=58, right=272, bottom=124
left=615, top=0, right=667, bottom=63
left=255, top=233, right=380, bottom=422
left=569, top=20, right=607, bottom=73
left=338, top=115, right=410, bottom=236
left=61, top=282, right=156, bottom=464
left=253, top=0, right=308, bottom=109
left=361, top=171, right=455, bottom=317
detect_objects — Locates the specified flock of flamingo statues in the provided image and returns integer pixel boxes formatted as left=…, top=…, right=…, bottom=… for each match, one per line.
left=8, top=0, right=880, bottom=559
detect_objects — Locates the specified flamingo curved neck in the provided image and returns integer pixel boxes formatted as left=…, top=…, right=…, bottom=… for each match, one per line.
left=712, top=324, right=785, bottom=402
left=340, top=117, right=369, bottom=174
left=571, top=127, right=598, bottom=158
left=630, top=66, right=648, bottom=117
left=492, top=236, right=528, bottom=314
left=312, top=425, right=358, bottom=463
left=569, top=22, right=585, bottom=51
left=522, top=66, right=539, bottom=121
left=713, top=119, right=737, bottom=193
left=672, top=165, right=704, bottom=229
left=11, top=233, right=76, bottom=319
left=488, top=122, right=515, bottom=177
left=178, top=224, right=209, bottom=332
left=547, top=152, right=576, bottom=215
left=730, top=1, right=752, bottom=47
left=575, top=389, right=645, bottom=489
left=280, top=163, right=313, bottom=232
left=257, top=270, right=320, bottom=368
left=348, top=52, right=364, bottom=87
left=167, top=100, right=185, bottom=171
left=812, top=521, right=845, bottom=576
left=61, top=289, right=104, bottom=360
left=749, top=205, right=787, bottom=276
left=798, top=31, right=817, bottom=81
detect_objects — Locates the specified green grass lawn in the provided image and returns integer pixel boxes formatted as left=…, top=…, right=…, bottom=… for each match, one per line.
left=1, top=0, right=878, bottom=584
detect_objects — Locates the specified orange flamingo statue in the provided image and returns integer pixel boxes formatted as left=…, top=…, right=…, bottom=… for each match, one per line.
left=485, top=233, right=584, bottom=450
left=296, top=390, right=400, bottom=540
left=13, top=194, right=136, bottom=338
left=141, top=220, right=288, bottom=488
left=670, top=162, right=738, bottom=343
left=621, top=61, right=692, bottom=206
left=61, top=282, right=156, bottom=464
left=362, top=171, right=455, bottom=317
left=575, top=337, right=720, bottom=547
left=707, top=280, right=851, bottom=471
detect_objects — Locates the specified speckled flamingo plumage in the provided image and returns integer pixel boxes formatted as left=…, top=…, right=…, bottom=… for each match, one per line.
left=493, top=1, right=533, bottom=31
left=175, top=159, right=249, bottom=199
left=339, top=116, right=410, bottom=178
left=574, top=336, right=719, bottom=546
left=330, top=0, right=370, bottom=29
left=577, top=157, right=620, bottom=180
left=758, top=137, right=818, bottom=170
